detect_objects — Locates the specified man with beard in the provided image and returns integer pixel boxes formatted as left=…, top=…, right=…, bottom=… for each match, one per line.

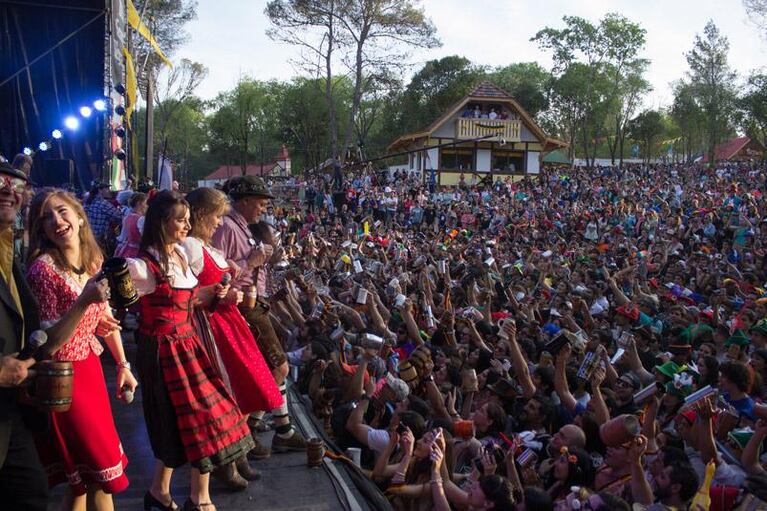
left=629, top=434, right=699, bottom=510
left=612, top=371, right=641, bottom=416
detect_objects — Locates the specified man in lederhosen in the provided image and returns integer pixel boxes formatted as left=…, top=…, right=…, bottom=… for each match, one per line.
left=212, top=176, right=307, bottom=458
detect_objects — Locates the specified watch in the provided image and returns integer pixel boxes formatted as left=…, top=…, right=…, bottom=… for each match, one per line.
left=116, top=360, right=131, bottom=371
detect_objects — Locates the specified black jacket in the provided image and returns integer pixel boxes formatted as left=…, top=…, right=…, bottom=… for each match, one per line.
left=0, top=258, right=42, bottom=468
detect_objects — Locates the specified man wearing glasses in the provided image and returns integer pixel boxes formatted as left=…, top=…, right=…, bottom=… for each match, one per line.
left=0, top=162, right=48, bottom=510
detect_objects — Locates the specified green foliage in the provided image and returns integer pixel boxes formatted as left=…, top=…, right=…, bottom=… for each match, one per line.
left=738, top=72, right=767, bottom=148
left=685, top=20, right=738, bottom=162
left=627, top=110, right=665, bottom=161
left=532, top=13, right=649, bottom=166
left=487, top=62, right=551, bottom=118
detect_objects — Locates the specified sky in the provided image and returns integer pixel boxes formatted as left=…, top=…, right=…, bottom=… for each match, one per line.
left=170, top=0, right=766, bottom=109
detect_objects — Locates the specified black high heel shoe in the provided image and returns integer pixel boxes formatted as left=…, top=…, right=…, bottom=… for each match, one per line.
left=182, top=498, right=215, bottom=511
left=144, top=491, right=179, bottom=511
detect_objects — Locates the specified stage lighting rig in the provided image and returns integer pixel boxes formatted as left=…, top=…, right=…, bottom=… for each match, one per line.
left=64, top=116, right=80, bottom=130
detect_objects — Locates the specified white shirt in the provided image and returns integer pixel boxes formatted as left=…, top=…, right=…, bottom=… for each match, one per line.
left=127, top=245, right=198, bottom=296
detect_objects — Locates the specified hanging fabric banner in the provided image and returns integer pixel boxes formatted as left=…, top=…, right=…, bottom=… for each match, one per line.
left=126, top=0, right=173, bottom=67
left=122, top=47, right=138, bottom=127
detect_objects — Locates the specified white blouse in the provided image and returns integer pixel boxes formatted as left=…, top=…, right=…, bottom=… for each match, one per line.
left=126, top=245, right=198, bottom=296
left=181, top=237, right=228, bottom=276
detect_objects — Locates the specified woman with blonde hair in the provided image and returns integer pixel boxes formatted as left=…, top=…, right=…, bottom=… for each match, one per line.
left=26, top=189, right=136, bottom=510
left=183, top=187, right=283, bottom=486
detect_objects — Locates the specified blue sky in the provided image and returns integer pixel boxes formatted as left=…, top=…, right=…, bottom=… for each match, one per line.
left=167, top=0, right=765, bottom=109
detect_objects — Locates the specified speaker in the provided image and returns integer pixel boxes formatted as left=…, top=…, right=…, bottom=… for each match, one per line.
left=34, top=159, right=74, bottom=188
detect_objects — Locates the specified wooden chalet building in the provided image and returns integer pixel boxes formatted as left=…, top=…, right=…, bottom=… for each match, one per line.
left=387, top=81, right=565, bottom=185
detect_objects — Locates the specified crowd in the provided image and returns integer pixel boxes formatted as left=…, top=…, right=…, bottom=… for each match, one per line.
left=2, top=153, right=767, bottom=511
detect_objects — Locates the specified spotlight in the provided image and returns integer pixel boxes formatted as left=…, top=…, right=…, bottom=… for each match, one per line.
left=38, top=142, right=49, bottom=151
left=115, top=126, right=126, bottom=138
left=115, top=83, right=126, bottom=95
left=22, top=147, right=33, bottom=156
left=64, top=116, right=79, bottom=130
left=115, top=105, right=126, bottom=116
left=52, top=129, right=63, bottom=139
left=79, top=106, right=92, bottom=118
left=114, top=148, right=126, bottom=160
left=93, top=99, right=107, bottom=111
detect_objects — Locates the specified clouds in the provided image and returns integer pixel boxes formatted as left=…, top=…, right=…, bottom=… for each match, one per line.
left=174, top=0, right=765, bottom=109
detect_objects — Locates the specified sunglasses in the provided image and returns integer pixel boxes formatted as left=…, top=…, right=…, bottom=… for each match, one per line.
left=0, top=175, right=26, bottom=194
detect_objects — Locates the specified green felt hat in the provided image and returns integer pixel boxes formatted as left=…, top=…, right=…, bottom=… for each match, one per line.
left=727, top=428, right=755, bottom=450
left=665, top=380, right=693, bottom=399
left=725, top=329, right=751, bottom=347
left=654, top=361, right=680, bottom=379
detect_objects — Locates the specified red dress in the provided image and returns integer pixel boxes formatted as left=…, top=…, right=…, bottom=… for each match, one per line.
left=133, top=254, right=253, bottom=471
left=196, top=245, right=282, bottom=413
left=26, top=255, right=128, bottom=495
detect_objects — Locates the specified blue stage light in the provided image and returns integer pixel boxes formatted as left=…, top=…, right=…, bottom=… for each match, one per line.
left=52, top=129, right=63, bottom=139
left=38, top=142, right=50, bottom=151
left=64, top=116, right=79, bottom=130
left=79, top=106, right=92, bottom=118
left=93, top=99, right=107, bottom=111
left=22, top=147, right=33, bottom=156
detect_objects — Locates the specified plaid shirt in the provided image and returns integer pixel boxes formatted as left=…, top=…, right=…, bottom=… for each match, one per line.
left=84, top=198, right=121, bottom=239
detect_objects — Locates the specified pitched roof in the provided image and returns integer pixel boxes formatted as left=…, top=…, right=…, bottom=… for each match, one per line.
left=469, top=81, right=513, bottom=98
left=387, top=80, right=552, bottom=152
left=276, top=144, right=290, bottom=161
left=204, top=163, right=276, bottom=181
left=702, top=136, right=765, bottom=162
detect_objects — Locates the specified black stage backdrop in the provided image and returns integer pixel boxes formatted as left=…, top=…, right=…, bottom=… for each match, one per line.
left=0, top=0, right=107, bottom=189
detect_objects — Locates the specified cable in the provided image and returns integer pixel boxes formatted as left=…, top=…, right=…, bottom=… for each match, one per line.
left=0, top=10, right=105, bottom=89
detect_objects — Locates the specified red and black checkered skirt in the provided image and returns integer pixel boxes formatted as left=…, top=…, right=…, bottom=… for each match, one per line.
left=136, top=325, right=254, bottom=472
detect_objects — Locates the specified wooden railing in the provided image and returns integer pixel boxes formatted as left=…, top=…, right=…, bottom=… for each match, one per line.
left=455, top=118, right=521, bottom=142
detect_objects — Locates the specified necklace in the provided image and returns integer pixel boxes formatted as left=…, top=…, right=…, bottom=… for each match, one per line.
left=70, top=265, right=86, bottom=275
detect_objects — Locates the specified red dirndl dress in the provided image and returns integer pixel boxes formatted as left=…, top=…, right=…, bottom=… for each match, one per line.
left=196, top=247, right=282, bottom=414
left=134, top=256, right=253, bottom=472
left=26, top=256, right=128, bottom=495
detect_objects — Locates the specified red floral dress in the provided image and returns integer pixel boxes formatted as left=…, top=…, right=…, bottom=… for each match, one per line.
left=26, top=254, right=128, bottom=495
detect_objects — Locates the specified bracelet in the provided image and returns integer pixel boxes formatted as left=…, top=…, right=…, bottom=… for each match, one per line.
left=116, top=360, right=131, bottom=372
left=430, top=478, right=443, bottom=485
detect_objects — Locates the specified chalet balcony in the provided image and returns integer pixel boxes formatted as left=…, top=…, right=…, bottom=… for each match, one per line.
left=456, top=118, right=521, bottom=142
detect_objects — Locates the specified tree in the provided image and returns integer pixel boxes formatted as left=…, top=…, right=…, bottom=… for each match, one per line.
left=628, top=110, right=664, bottom=162
left=685, top=20, right=738, bottom=164
left=395, top=56, right=484, bottom=134
left=739, top=72, right=767, bottom=149
left=154, top=59, right=208, bottom=147
left=131, top=0, right=197, bottom=76
left=208, top=79, right=283, bottom=175
left=488, top=62, right=551, bottom=118
left=532, top=13, right=649, bottom=167
left=743, top=0, right=767, bottom=39
left=671, top=80, right=706, bottom=163
left=266, top=0, right=440, bottom=167
left=265, top=0, right=345, bottom=160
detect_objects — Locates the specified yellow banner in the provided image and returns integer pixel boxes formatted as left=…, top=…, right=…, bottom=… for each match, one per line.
left=122, top=47, right=138, bottom=127
left=127, top=0, right=172, bottom=68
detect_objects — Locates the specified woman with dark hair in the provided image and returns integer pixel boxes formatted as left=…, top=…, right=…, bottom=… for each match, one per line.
left=26, top=189, right=135, bottom=509
left=698, top=355, right=721, bottom=389
left=127, top=191, right=253, bottom=511
left=545, top=446, right=594, bottom=503
left=183, top=187, right=283, bottom=487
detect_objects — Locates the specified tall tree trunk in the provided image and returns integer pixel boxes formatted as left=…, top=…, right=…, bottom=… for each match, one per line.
left=325, top=0, right=339, bottom=160
left=341, top=34, right=367, bottom=163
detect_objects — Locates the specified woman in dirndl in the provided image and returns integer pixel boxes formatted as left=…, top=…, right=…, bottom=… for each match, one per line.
left=127, top=191, right=253, bottom=511
left=182, top=187, right=283, bottom=488
left=25, top=189, right=135, bottom=510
